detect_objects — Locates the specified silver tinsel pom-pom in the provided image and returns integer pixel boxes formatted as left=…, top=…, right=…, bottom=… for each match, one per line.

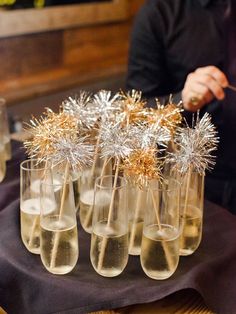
left=93, top=90, right=120, bottom=122
left=129, top=123, right=171, bottom=149
left=62, top=92, right=97, bottom=129
left=100, top=122, right=134, bottom=160
left=51, top=136, right=94, bottom=171
left=167, top=112, right=219, bottom=174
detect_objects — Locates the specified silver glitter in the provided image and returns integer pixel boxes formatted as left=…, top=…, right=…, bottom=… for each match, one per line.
left=130, top=124, right=171, bottom=149
left=100, top=122, right=134, bottom=160
left=62, top=91, right=97, bottom=129
left=167, top=112, right=219, bottom=174
left=63, top=90, right=121, bottom=128
left=93, top=90, right=121, bottom=122
left=50, top=136, right=94, bottom=171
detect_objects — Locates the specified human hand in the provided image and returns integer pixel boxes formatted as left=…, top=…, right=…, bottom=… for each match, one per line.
left=182, top=66, right=228, bottom=112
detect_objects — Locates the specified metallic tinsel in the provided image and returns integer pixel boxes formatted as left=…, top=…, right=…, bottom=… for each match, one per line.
left=129, top=123, right=171, bottom=149
left=147, top=99, right=183, bottom=134
left=51, top=136, right=94, bottom=171
left=117, top=90, right=148, bottom=125
left=100, top=122, right=134, bottom=160
left=93, top=90, right=120, bottom=123
left=167, top=112, right=219, bottom=174
left=24, top=109, right=78, bottom=160
left=62, top=91, right=97, bottom=129
left=63, top=90, right=121, bottom=127
left=123, top=148, right=163, bottom=188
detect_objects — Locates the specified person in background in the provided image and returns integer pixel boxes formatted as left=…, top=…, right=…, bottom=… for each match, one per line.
left=126, top=0, right=236, bottom=214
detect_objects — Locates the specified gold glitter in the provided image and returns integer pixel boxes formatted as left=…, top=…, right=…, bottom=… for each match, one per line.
left=119, top=90, right=148, bottom=125
left=147, top=100, right=183, bottom=134
left=24, top=109, right=78, bottom=161
left=123, top=148, right=162, bottom=188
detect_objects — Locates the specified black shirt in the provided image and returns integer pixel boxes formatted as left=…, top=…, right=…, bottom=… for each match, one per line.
left=126, top=0, right=236, bottom=180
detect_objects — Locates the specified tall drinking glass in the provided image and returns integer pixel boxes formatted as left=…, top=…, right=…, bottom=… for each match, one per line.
left=0, top=98, right=11, bottom=161
left=40, top=179, right=79, bottom=275
left=179, top=170, right=204, bottom=256
left=127, top=182, right=147, bottom=255
left=20, top=159, right=49, bottom=254
left=90, top=175, right=128, bottom=277
left=79, top=156, right=112, bottom=233
left=140, top=180, right=181, bottom=280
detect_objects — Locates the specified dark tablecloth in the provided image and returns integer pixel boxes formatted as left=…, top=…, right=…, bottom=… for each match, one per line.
left=1, top=141, right=236, bottom=314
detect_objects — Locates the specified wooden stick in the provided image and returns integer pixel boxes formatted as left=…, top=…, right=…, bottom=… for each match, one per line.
left=228, top=84, right=236, bottom=92
left=183, top=167, right=192, bottom=220
left=83, top=157, right=109, bottom=231
left=28, top=215, right=40, bottom=249
left=97, top=158, right=120, bottom=273
left=180, top=167, right=192, bottom=252
left=107, top=159, right=120, bottom=226
left=200, top=173, right=205, bottom=213
left=58, top=162, right=70, bottom=220
left=128, top=188, right=143, bottom=254
left=50, top=161, right=70, bottom=269
left=150, top=186, right=175, bottom=272
left=90, top=131, right=101, bottom=178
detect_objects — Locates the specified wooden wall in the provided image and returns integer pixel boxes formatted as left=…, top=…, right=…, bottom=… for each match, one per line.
left=0, top=0, right=145, bottom=105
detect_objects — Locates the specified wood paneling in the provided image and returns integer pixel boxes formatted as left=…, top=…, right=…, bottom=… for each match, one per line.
left=63, top=22, right=130, bottom=68
left=0, top=65, right=126, bottom=104
left=0, top=0, right=128, bottom=38
left=0, top=0, right=144, bottom=105
left=0, top=32, right=63, bottom=81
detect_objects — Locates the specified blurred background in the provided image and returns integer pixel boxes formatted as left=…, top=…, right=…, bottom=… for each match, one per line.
left=0, top=0, right=144, bottom=133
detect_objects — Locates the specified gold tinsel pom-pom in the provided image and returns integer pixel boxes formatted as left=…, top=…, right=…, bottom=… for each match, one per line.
left=24, top=109, right=78, bottom=161
left=123, top=148, right=163, bottom=188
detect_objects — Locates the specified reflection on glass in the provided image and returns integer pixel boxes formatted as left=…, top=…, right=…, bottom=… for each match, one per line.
left=40, top=179, right=79, bottom=275
left=20, top=159, right=49, bottom=254
left=90, top=175, right=128, bottom=277
left=179, top=171, right=204, bottom=256
left=140, top=180, right=181, bottom=280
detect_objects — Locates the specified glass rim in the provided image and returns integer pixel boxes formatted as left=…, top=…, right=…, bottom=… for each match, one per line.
left=40, top=179, right=66, bottom=188
left=20, top=158, right=49, bottom=171
left=95, top=174, right=127, bottom=189
left=147, top=179, right=181, bottom=192
left=167, top=165, right=205, bottom=176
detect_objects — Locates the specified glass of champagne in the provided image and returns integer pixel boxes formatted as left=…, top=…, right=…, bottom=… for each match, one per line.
left=90, top=175, right=128, bottom=277
left=79, top=156, right=112, bottom=233
left=40, top=179, right=79, bottom=275
left=140, top=179, right=181, bottom=280
left=179, top=170, right=204, bottom=256
left=0, top=98, right=11, bottom=161
left=20, top=159, right=49, bottom=254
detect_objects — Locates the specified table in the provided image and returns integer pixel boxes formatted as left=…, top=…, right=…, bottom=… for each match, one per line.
left=1, top=290, right=213, bottom=314
left=1, top=141, right=236, bottom=314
